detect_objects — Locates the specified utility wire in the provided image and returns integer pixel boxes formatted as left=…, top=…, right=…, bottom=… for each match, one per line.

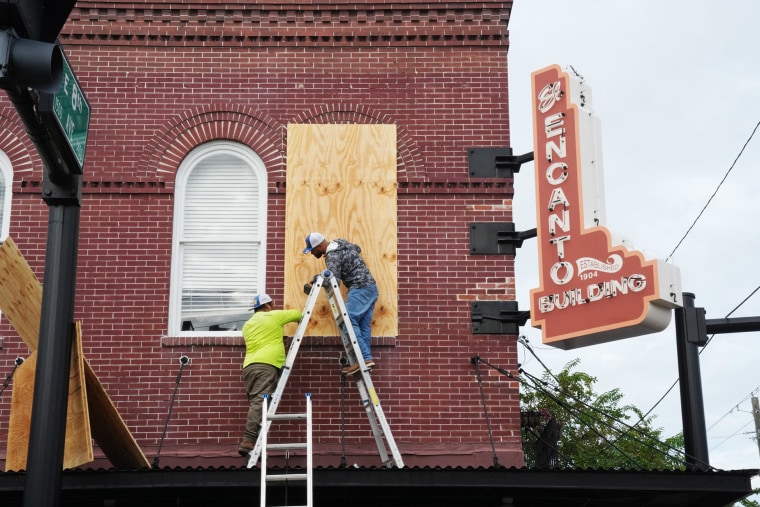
left=519, top=364, right=704, bottom=469
left=710, top=420, right=754, bottom=452
left=666, top=120, right=760, bottom=262
left=519, top=368, right=648, bottom=470
left=515, top=343, right=690, bottom=468
left=707, top=385, right=760, bottom=432
left=633, top=284, right=760, bottom=427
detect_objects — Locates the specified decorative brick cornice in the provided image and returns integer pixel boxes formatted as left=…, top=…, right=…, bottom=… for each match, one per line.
left=399, top=178, right=513, bottom=194
left=62, top=2, right=510, bottom=47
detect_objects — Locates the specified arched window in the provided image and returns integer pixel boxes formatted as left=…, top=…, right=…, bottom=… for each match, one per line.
left=0, top=150, right=12, bottom=241
left=168, top=141, right=267, bottom=336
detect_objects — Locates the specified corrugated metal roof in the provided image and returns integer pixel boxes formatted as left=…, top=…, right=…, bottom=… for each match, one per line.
left=0, top=465, right=757, bottom=507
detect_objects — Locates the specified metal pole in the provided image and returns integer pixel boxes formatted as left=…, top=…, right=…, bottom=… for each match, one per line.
left=752, top=397, right=760, bottom=459
left=24, top=184, right=81, bottom=507
left=674, top=292, right=710, bottom=470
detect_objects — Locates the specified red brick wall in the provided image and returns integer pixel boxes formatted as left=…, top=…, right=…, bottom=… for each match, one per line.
left=0, top=1, right=521, bottom=469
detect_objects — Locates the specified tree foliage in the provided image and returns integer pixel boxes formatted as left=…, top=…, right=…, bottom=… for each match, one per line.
left=519, top=358, right=685, bottom=470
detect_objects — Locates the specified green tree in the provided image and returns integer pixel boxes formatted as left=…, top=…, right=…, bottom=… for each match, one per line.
left=519, top=358, right=685, bottom=470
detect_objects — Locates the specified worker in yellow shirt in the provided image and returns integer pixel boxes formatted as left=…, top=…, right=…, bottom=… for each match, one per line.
left=238, top=293, right=302, bottom=457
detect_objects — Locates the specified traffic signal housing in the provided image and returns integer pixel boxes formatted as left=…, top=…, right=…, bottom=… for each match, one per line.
left=0, top=29, right=62, bottom=93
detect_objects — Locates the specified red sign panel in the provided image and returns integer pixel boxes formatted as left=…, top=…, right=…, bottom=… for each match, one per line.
left=529, top=65, right=682, bottom=349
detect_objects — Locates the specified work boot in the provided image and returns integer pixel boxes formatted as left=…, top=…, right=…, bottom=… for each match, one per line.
left=238, top=438, right=255, bottom=457
left=342, top=363, right=360, bottom=375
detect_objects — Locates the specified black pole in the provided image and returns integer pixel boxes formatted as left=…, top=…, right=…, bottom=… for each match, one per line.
left=674, top=292, right=710, bottom=470
left=24, top=178, right=81, bottom=507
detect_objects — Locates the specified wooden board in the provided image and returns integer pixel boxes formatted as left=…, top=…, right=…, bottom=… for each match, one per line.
left=0, top=237, right=150, bottom=469
left=5, top=323, right=93, bottom=471
left=0, top=237, right=42, bottom=351
left=285, top=124, right=398, bottom=336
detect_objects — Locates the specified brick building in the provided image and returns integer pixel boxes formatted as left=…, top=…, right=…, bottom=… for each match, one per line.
left=0, top=0, right=522, bottom=470
left=1, top=2, right=757, bottom=506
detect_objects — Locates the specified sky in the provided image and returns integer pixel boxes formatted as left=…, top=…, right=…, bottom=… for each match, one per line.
left=507, top=0, right=760, bottom=487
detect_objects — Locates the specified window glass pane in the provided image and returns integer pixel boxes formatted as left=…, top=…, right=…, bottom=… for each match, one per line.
left=172, top=145, right=266, bottom=334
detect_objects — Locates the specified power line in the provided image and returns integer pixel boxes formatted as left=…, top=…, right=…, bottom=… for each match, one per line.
left=666, top=120, right=760, bottom=262
left=710, top=419, right=754, bottom=452
left=636, top=284, right=760, bottom=427
left=707, top=386, right=760, bottom=432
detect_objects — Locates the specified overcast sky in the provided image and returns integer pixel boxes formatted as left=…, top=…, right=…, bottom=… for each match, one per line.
left=507, top=0, right=760, bottom=485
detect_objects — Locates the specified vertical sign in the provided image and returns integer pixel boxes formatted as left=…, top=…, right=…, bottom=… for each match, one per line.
left=529, top=65, right=682, bottom=349
left=52, top=53, right=90, bottom=169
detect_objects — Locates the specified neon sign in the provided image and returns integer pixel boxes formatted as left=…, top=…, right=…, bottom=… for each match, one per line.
left=529, top=65, right=682, bottom=349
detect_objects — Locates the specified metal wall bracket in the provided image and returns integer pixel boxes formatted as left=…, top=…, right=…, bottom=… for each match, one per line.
left=468, top=147, right=534, bottom=178
left=471, top=301, right=531, bottom=335
left=470, top=223, right=537, bottom=255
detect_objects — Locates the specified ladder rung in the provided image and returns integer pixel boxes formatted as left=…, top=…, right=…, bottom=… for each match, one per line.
left=265, top=473, right=308, bottom=482
left=269, top=413, right=307, bottom=420
left=266, top=442, right=307, bottom=450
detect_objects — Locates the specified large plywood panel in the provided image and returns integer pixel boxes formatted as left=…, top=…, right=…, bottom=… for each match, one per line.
left=0, top=237, right=42, bottom=351
left=285, top=124, right=398, bottom=336
left=0, top=237, right=150, bottom=469
left=6, top=322, right=92, bottom=471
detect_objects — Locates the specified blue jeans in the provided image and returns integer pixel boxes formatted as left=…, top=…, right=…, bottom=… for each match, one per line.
left=345, top=283, right=378, bottom=361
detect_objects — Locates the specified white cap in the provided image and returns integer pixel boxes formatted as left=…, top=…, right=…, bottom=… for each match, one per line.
left=249, top=293, right=273, bottom=311
left=303, top=232, right=326, bottom=253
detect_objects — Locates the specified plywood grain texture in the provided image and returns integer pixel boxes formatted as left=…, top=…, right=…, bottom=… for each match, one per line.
left=285, top=124, right=398, bottom=337
left=0, top=237, right=150, bottom=469
left=0, top=237, right=42, bottom=351
left=5, top=323, right=93, bottom=471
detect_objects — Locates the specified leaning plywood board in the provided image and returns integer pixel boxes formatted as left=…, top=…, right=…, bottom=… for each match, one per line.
left=285, top=124, right=398, bottom=337
left=0, top=237, right=42, bottom=351
left=0, top=237, right=150, bottom=469
left=6, top=322, right=92, bottom=471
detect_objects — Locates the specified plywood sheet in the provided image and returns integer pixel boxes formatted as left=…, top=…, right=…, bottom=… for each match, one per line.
left=5, top=322, right=93, bottom=471
left=0, top=237, right=42, bottom=350
left=0, top=236, right=150, bottom=469
left=285, top=124, right=398, bottom=336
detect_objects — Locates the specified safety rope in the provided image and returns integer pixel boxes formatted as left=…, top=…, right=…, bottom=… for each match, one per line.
left=470, top=356, right=500, bottom=467
left=153, top=355, right=189, bottom=469
left=0, top=357, right=25, bottom=397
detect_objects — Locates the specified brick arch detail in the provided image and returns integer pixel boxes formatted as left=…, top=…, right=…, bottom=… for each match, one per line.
left=141, top=105, right=285, bottom=182
left=291, top=104, right=425, bottom=181
left=0, top=110, right=39, bottom=180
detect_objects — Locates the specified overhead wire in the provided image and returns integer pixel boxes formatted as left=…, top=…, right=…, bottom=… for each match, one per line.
left=518, top=367, right=648, bottom=469
left=666, top=120, right=760, bottom=262
left=518, top=343, right=707, bottom=469
left=711, top=420, right=755, bottom=452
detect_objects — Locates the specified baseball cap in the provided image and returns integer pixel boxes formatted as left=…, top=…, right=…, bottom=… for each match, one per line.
left=249, top=293, right=273, bottom=311
left=303, top=232, right=326, bottom=254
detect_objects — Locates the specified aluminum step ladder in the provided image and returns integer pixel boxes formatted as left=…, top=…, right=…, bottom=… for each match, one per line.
left=321, top=271, right=404, bottom=469
left=247, top=270, right=403, bottom=469
left=259, top=393, right=312, bottom=507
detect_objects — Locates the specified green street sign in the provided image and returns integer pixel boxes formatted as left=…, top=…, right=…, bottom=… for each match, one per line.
left=51, top=54, right=89, bottom=169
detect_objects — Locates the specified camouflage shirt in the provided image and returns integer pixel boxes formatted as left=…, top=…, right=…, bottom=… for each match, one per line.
left=325, top=239, right=376, bottom=289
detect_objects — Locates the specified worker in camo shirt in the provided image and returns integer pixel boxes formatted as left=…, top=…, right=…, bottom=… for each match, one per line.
left=303, top=231, right=377, bottom=375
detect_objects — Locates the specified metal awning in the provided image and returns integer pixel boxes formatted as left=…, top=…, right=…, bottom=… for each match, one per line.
left=0, top=465, right=756, bottom=506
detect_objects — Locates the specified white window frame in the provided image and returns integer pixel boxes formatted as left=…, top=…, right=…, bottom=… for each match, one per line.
left=168, top=141, right=267, bottom=336
left=0, top=150, right=12, bottom=241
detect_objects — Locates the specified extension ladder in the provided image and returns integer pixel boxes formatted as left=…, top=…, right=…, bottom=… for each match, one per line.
left=247, top=270, right=404, bottom=469
left=259, top=393, right=312, bottom=507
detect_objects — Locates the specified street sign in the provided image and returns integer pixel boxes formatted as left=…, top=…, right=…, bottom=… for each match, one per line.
left=51, top=53, right=89, bottom=169
left=37, top=47, right=89, bottom=175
